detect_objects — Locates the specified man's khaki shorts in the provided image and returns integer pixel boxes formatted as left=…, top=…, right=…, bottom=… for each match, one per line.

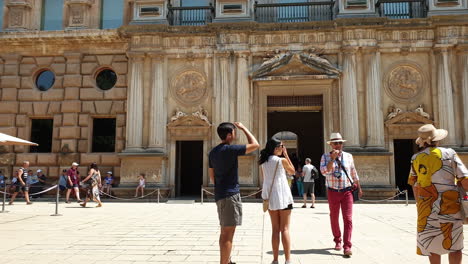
left=216, top=193, right=242, bottom=227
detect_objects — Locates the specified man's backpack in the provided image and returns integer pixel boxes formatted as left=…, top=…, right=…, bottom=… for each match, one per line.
left=311, top=166, right=319, bottom=180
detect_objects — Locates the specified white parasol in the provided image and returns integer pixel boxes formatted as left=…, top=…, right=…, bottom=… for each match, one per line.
left=0, top=132, right=38, bottom=146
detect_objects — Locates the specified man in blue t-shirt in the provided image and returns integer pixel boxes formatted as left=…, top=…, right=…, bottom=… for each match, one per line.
left=209, top=122, right=259, bottom=264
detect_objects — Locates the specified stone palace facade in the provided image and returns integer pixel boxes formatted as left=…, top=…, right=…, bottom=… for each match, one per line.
left=0, top=0, right=467, bottom=198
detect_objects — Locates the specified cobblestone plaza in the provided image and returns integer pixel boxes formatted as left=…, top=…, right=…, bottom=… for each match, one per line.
left=0, top=201, right=467, bottom=263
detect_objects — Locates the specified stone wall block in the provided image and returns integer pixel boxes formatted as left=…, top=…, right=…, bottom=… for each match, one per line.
left=62, top=113, right=78, bottom=126
left=61, top=101, right=81, bottom=113
left=81, top=63, right=98, bottom=75
left=48, top=166, right=59, bottom=178
left=116, top=127, right=124, bottom=140
left=2, top=88, right=18, bottom=101
left=21, top=77, right=34, bottom=89
left=16, top=154, right=37, bottom=165
left=82, top=55, right=97, bottom=63
left=110, top=101, right=125, bottom=114
left=36, top=57, right=54, bottom=66
left=52, top=139, right=61, bottom=152
left=4, top=65, right=19, bottom=75
left=54, top=57, right=66, bottom=63
left=78, top=140, right=88, bottom=153
left=58, top=153, right=79, bottom=167
left=59, top=127, right=80, bottom=139
left=16, top=127, right=27, bottom=140
left=33, top=102, right=50, bottom=115
left=112, top=62, right=128, bottom=75
left=66, top=64, right=80, bottom=75
left=82, top=102, right=96, bottom=114
left=64, top=87, right=79, bottom=100
left=19, top=64, right=36, bottom=76
left=104, top=88, right=126, bottom=100
left=48, top=102, right=62, bottom=114
left=80, top=88, right=104, bottom=100
left=79, top=114, right=89, bottom=127
left=19, top=102, right=33, bottom=114
left=53, top=114, right=62, bottom=128
left=95, top=101, right=112, bottom=114
left=0, top=114, right=15, bottom=126
left=82, top=75, right=96, bottom=88
left=115, top=140, right=125, bottom=153
left=21, top=57, right=36, bottom=64
left=41, top=89, right=64, bottom=101
left=51, top=63, right=66, bottom=75
left=0, top=102, right=19, bottom=114
left=0, top=127, right=16, bottom=137
left=60, top=139, right=77, bottom=152
left=80, top=153, right=101, bottom=165
left=116, top=114, right=126, bottom=127
left=80, top=127, right=88, bottom=139
left=14, top=146, right=26, bottom=153
left=16, top=115, right=27, bottom=127
left=0, top=153, right=15, bottom=166
left=1, top=76, right=20, bottom=88
left=18, top=89, right=41, bottom=101
left=101, top=155, right=120, bottom=166
left=115, top=74, right=126, bottom=87
left=97, top=55, right=113, bottom=66
left=112, top=55, right=127, bottom=62
left=63, top=75, right=82, bottom=87
left=54, top=76, right=64, bottom=89
left=37, top=154, right=58, bottom=166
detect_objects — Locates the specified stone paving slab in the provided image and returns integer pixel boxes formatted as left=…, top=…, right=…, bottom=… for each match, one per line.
left=0, top=201, right=467, bottom=264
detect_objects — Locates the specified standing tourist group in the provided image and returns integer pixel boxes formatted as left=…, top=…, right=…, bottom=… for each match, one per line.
left=210, top=121, right=468, bottom=264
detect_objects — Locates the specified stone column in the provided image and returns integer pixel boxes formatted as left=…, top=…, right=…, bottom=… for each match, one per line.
left=364, top=48, right=384, bottom=148
left=125, top=52, right=145, bottom=152
left=459, top=49, right=468, bottom=147
left=435, top=47, right=456, bottom=146
left=236, top=51, right=251, bottom=144
left=148, top=53, right=166, bottom=151
left=341, top=47, right=360, bottom=147
left=218, top=52, right=231, bottom=122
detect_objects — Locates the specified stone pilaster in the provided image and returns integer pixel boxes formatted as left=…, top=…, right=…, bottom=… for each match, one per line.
left=459, top=49, right=468, bottom=147
left=125, top=52, right=145, bottom=152
left=363, top=48, right=384, bottom=148
left=341, top=47, right=360, bottom=147
left=236, top=51, right=251, bottom=144
left=217, top=52, right=232, bottom=123
left=435, top=46, right=457, bottom=146
left=148, top=53, right=166, bottom=151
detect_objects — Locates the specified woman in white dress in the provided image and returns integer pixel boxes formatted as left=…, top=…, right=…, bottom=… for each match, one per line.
left=260, top=138, right=296, bottom=264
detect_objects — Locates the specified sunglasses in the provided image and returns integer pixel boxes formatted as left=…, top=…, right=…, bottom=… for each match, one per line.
left=332, top=142, right=343, bottom=145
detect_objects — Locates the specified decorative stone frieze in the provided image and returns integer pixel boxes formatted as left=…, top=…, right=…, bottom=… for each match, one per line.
left=5, top=0, right=35, bottom=31
left=170, top=70, right=208, bottom=106
left=65, top=0, right=100, bottom=29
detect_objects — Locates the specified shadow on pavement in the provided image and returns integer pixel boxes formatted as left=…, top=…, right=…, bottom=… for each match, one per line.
left=267, top=248, right=342, bottom=256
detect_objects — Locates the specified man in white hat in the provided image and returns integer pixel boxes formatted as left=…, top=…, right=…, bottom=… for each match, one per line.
left=320, top=132, right=362, bottom=257
left=67, top=162, right=82, bottom=203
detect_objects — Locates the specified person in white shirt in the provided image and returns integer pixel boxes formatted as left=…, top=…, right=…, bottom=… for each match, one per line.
left=302, top=158, right=318, bottom=208
left=260, top=137, right=296, bottom=264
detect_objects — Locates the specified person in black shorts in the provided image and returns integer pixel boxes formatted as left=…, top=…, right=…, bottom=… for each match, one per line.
left=9, top=161, right=33, bottom=205
left=209, top=122, right=259, bottom=264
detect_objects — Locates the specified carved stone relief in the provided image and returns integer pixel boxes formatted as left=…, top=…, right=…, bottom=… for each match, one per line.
left=384, top=64, right=424, bottom=102
left=171, top=70, right=208, bottom=105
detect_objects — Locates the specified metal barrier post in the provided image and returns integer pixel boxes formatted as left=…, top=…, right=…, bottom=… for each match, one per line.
left=201, top=186, right=204, bottom=205
left=405, top=190, right=409, bottom=206
left=1, top=182, right=8, bottom=213
left=51, top=184, right=61, bottom=216
left=157, top=188, right=160, bottom=204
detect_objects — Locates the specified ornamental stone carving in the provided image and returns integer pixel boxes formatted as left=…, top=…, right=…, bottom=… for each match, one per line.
left=385, top=64, right=424, bottom=102
left=171, top=70, right=207, bottom=105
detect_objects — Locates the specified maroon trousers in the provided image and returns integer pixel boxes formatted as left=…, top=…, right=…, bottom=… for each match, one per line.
left=327, top=189, right=353, bottom=250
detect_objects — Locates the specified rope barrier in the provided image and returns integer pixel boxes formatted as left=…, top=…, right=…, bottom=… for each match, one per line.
left=200, top=187, right=263, bottom=204
left=0, top=184, right=58, bottom=196
left=358, top=190, right=408, bottom=203
left=99, top=189, right=160, bottom=201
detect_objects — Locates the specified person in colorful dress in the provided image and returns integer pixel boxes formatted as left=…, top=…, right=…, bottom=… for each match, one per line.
left=80, top=162, right=102, bottom=208
left=320, top=133, right=362, bottom=257
left=408, top=124, right=468, bottom=264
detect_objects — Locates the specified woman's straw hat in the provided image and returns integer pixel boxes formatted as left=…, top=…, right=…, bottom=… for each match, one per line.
left=415, top=124, right=448, bottom=147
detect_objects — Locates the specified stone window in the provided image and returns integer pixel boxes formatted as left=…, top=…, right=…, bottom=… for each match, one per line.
left=41, top=0, right=64, bottom=30
left=35, top=70, right=55, bottom=91
left=92, top=118, right=116, bottom=153
left=30, top=119, right=53, bottom=153
left=101, top=0, right=124, bottom=29
left=95, top=68, right=117, bottom=90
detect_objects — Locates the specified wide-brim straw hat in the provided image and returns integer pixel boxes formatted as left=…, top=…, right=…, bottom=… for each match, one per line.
left=415, top=124, right=448, bottom=147
left=327, top=132, right=347, bottom=144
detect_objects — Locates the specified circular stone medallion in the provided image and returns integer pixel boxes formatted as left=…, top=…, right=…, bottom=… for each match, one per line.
left=172, top=71, right=207, bottom=105
left=385, top=65, right=423, bottom=102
